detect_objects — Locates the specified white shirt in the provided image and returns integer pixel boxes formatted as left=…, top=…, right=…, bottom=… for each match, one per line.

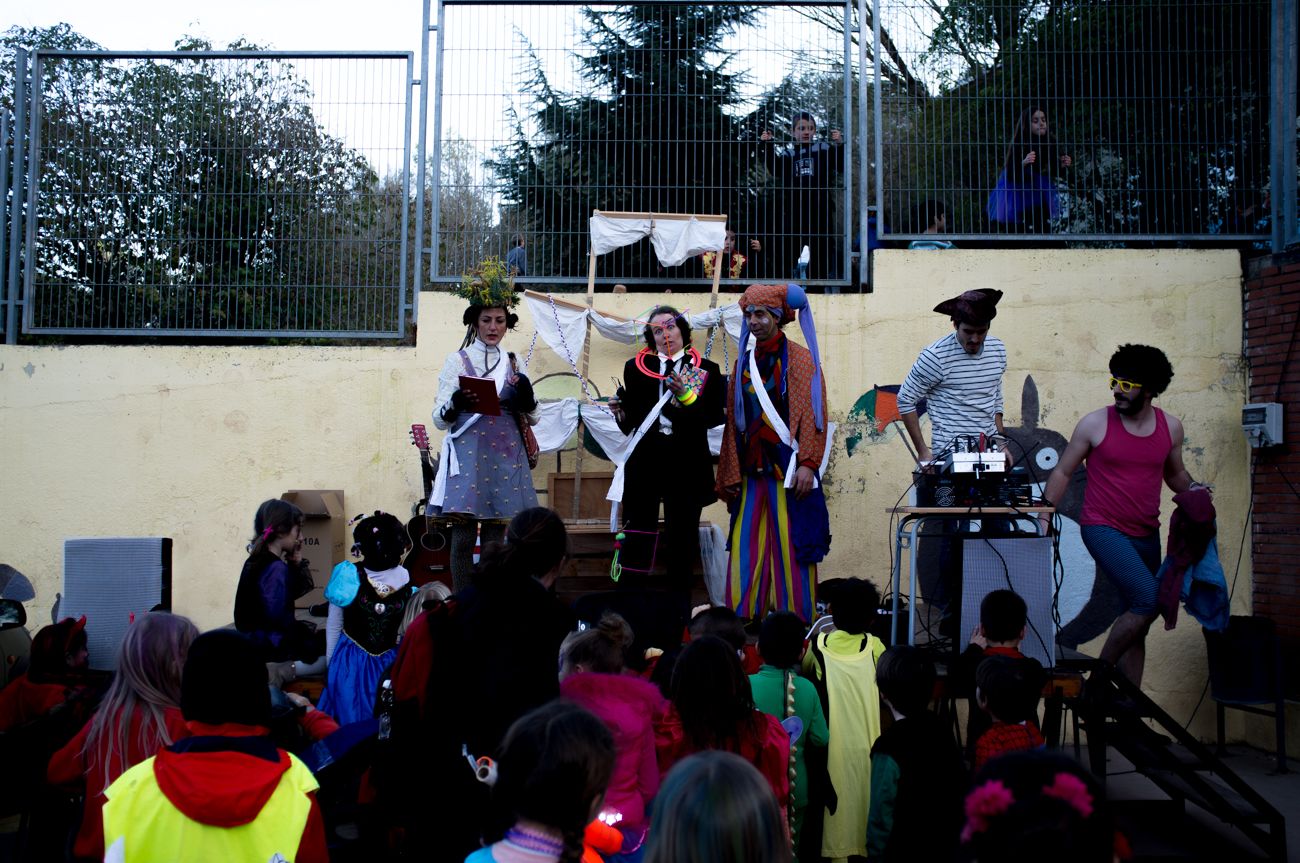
left=896, top=332, right=1006, bottom=453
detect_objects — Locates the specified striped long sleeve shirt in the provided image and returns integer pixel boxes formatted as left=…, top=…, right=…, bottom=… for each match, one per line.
left=896, top=332, right=1006, bottom=453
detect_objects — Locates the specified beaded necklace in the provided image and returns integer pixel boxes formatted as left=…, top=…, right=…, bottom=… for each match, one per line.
left=503, top=825, right=564, bottom=858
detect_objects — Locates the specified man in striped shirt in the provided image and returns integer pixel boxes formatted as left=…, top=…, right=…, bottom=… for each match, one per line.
left=897, top=289, right=1007, bottom=463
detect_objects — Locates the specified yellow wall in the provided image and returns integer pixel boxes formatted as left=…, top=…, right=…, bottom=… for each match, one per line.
left=0, top=248, right=1253, bottom=738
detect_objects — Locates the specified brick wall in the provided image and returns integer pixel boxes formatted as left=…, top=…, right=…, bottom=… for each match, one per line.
left=1244, top=249, right=1300, bottom=697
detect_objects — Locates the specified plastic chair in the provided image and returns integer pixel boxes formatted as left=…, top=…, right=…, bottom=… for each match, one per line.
left=1203, top=615, right=1289, bottom=773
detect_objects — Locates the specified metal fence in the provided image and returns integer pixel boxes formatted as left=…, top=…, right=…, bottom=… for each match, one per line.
left=872, top=0, right=1282, bottom=242
left=14, top=50, right=414, bottom=338
left=2, top=107, right=14, bottom=342
left=1, top=3, right=1294, bottom=340
left=430, top=0, right=859, bottom=289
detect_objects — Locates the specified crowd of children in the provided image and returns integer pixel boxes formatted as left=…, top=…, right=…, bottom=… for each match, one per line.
left=0, top=503, right=1130, bottom=862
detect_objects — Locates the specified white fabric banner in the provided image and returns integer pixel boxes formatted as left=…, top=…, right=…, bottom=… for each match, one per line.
left=588, top=307, right=643, bottom=345
left=526, top=294, right=741, bottom=366
left=588, top=213, right=727, bottom=267
left=525, top=294, right=590, bottom=366
left=577, top=403, right=631, bottom=463
left=532, top=399, right=581, bottom=453
left=527, top=397, right=723, bottom=459
left=688, top=304, right=743, bottom=347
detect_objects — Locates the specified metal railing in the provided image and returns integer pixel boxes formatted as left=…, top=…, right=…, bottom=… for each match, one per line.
left=17, top=50, right=415, bottom=338
left=430, top=0, right=859, bottom=289
left=2, top=3, right=1293, bottom=341
left=871, top=0, right=1281, bottom=243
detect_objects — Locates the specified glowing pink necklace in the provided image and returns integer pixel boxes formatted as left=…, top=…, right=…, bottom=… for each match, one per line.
left=633, top=346, right=702, bottom=380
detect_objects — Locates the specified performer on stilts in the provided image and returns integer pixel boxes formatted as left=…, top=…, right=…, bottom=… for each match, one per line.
left=718, top=284, right=831, bottom=622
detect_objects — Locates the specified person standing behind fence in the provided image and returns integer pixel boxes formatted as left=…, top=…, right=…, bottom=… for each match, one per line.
left=987, top=106, right=1072, bottom=234
left=506, top=234, right=527, bottom=277
left=762, top=112, right=845, bottom=279
left=908, top=199, right=955, bottom=250
left=430, top=258, right=540, bottom=593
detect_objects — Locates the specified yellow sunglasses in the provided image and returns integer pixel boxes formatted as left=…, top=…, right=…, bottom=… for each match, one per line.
left=1108, top=376, right=1143, bottom=393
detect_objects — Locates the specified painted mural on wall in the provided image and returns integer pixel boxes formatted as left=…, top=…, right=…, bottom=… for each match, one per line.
left=843, top=374, right=1124, bottom=648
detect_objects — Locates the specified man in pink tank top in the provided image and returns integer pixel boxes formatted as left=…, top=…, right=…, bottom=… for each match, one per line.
left=1040, top=345, right=1204, bottom=687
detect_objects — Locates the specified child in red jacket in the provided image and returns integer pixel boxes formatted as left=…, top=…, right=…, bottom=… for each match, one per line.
left=972, top=655, right=1047, bottom=771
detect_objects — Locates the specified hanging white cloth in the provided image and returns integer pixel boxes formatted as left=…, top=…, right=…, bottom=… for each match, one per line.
left=526, top=294, right=591, bottom=365
left=589, top=213, right=726, bottom=267
left=688, top=304, right=743, bottom=348
left=588, top=307, right=643, bottom=345
left=578, top=403, right=631, bottom=463
left=526, top=293, right=741, bottom=366
left=531, top=399, right=581, bottom=453
left=604, top=390, right=674, bottom=530
left=523, top=396, right=723, bottom=459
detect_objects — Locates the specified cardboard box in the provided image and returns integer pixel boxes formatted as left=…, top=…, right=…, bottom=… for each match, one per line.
left=281, top=490, right=346, bottom=595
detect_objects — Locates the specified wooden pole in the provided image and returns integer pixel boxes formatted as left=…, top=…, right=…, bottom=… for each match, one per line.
left=523, top=289, right=628, bottom=321
left=703, top=215, right=725, bottom=354
left=571, top=247, right=598, bottom=521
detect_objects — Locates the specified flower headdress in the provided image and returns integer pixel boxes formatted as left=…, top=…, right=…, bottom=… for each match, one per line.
left=454, top=257, right=519, bottom=310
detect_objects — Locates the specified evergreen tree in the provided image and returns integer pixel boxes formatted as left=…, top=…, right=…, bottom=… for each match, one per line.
left=490, top=4, right=759, bottom=282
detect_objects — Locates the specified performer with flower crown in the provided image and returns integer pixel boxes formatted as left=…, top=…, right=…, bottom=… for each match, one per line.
left=608, top=305, right=725, bottom=603
left=430, top=258, right=540, bottom=593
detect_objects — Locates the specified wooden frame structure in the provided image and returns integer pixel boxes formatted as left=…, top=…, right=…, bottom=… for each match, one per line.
left=530, top=209, right=729, bottom=521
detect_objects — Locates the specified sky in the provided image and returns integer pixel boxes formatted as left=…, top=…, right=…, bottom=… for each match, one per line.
left=5, top=2, right=856, bottom=225
left=3, top=1, right=427, bottom=54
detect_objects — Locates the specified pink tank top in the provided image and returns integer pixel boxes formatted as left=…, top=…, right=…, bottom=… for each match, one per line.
left=1079, top=406, right=1172, bottom=536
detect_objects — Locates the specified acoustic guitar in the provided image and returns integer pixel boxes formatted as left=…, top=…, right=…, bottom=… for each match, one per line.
left=405, top=424, right=453, bottom=588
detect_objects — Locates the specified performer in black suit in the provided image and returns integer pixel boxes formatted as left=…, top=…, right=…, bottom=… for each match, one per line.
left=610, top=306, right=725, bottom=598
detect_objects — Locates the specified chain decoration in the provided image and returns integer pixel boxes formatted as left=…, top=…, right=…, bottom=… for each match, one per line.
left=546, top=293, right=613, bottom=418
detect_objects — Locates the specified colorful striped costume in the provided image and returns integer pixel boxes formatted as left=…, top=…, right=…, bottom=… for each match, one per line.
left=718, top=326, right=827, bottom=621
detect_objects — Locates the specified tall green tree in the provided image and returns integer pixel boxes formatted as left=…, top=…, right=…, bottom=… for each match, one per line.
left=4, top=26, right=400, bottom=337
left=889, top=0, right=1270, bottom=237
left=490, top=4, right=758, bottom=281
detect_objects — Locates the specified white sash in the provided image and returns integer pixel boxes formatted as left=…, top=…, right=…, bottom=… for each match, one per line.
left=606, top=389, right=674, bottom=530
left=428, top=352, right=511, bottom=509
left=746, top=344, right=830, bottom=490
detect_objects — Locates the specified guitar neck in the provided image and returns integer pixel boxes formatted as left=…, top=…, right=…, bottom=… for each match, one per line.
left=418, top=447, right=435, bottom=500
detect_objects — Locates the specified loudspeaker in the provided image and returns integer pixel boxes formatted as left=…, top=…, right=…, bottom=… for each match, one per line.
left=61, top=538, right=172, bottom=670
left=960, top=537, right=1055, bottom=668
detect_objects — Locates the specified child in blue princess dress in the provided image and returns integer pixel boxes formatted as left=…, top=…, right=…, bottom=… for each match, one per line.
left=319, top=511, right=415, bottom=725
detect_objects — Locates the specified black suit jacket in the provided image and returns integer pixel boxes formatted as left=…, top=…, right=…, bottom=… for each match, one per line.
left=618, top=354, right=725, bottom=508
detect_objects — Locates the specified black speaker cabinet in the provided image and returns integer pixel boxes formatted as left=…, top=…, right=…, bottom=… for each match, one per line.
left=959, top=537, right=1055, bottom=668
left=61, top=538, right=173, bottom=670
